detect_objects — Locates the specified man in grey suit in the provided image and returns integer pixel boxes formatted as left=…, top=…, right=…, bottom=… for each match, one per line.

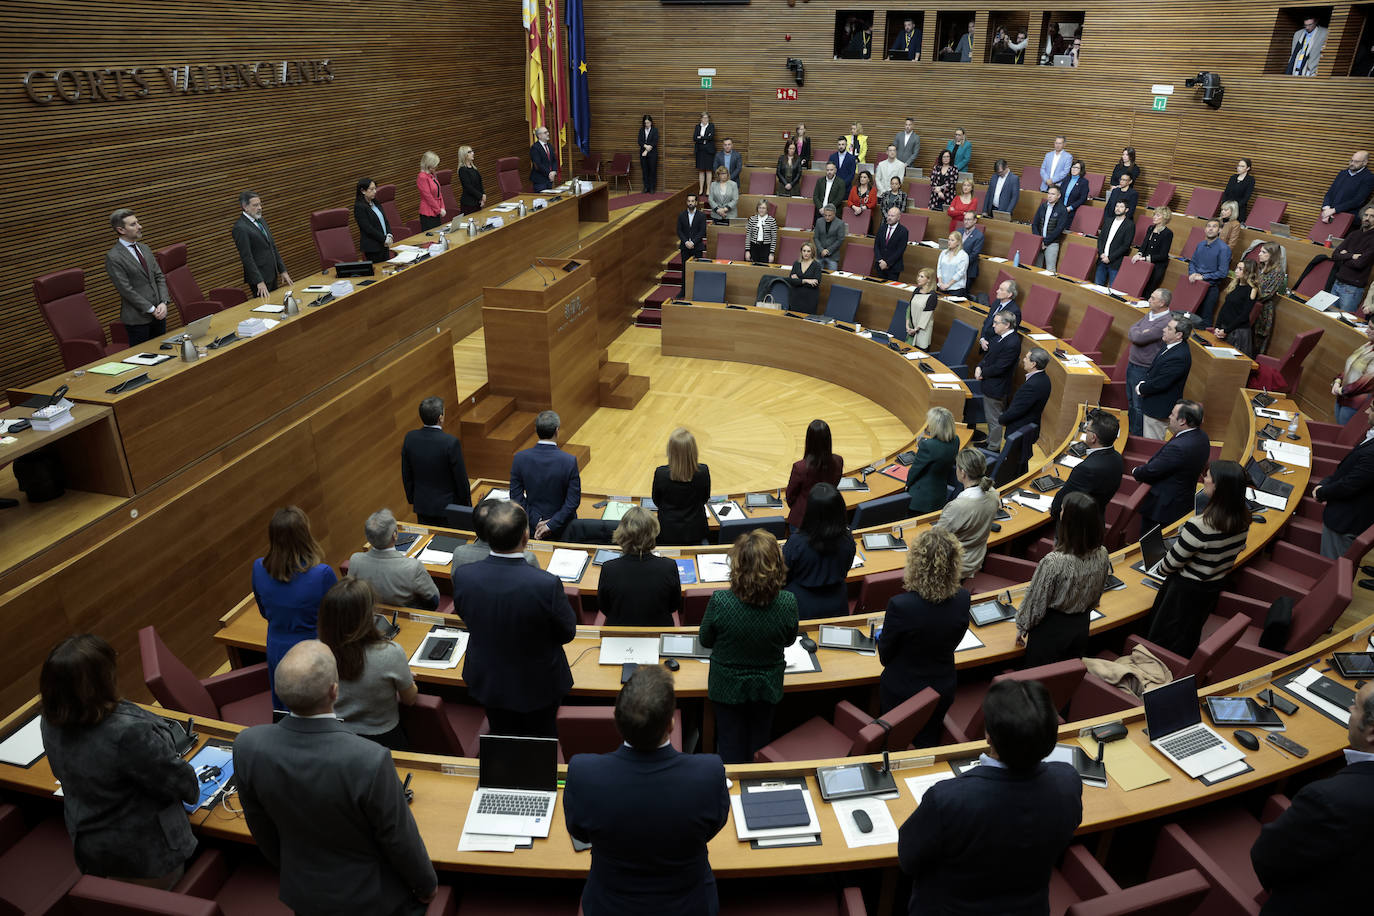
left=105, top=208, right=170, bottom=345
left=231, top=190, right=292, bottom=298
left=712, top=138, right=742, bottom=185
left=894, top=118, right=921, bottom=168
left=813, top=203, right=847, bottom=270
left=233, top=640, right=437, bottom=915
left=347, top=508, right=439, bottom=610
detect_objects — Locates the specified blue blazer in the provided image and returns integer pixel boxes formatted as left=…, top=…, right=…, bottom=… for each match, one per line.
left=1134, top=427, right=1210, bottom=529
left=983, top=173, right=1021, bottom=215
left=1137, top=342, right=1191, bottom=420
left=898, top=761, right=1082, bottom=915
left=1000, top=370, right=1051, bottom=438
left=872, top=221, right=909, bottom=273
left=565, top=745, right=730, bottom=916
left=452, top=555, right=576, bottom=712
left=827, top=150, right=857, bottom=189
left=1058, top=174, right=1090, bottom=213
left=979, top=332, right=1021, bottom=400
left=511, top=442, right=581, bottom=535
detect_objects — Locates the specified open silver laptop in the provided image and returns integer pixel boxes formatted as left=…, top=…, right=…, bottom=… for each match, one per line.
left=1143, top=676, right=1246, bottom=778
left=461, top=735, right=559, bottom=837
left=1131, top=525, right=1174, bottom=580
left=162, top=316, right=212, bottom=346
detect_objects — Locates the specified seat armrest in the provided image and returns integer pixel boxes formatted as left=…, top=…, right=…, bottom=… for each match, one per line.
left=1148, top=824, right=1262, bottom=915
left=1271, top=540, right=1327, bottom=570
left=833, top=700, right=870, bottom=740
left=0, top=803, right=23, bottom=855
left=207, top=287, right=247, bottom=308
left=60, top=338, right=108, bottom=369
left=1067, top=869, right=1211, bottom=916
left=1213, top=592, right=1271, bottom=628
left=1255, top=354, right=1280, bottom=372
left=1306, top=419, right=1341, bottom=441
left=106, top=322, right=129, bottom=348
left=173, top=848, right=230, bottom=898
left=941, top=712, right=974, bottom=745
left=840, top=886, right=867, bottom=916
left=1122, top=634, right=1187, bottom=676
left=202, top=662, right=270, bottom=707
left=1058, top=843, right=1121, bottom=899
left=424, top=886, right=456, bottom=916
left=1068, top=672, right=1141, bottom=719
left=1260, top=793, right=1291, bottom=824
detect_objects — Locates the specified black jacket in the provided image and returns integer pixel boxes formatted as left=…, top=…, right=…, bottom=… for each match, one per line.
left=1134, top=427, right=1210, bottom=529
left=1096, top=216, right=1136, bottom=269
left=979, top=331, right=1021, bottom=400
left=353, top=199, right=390, bottom=256
left=1051, top=447, right=1124, bottom=519
left=1000, top=371, right=1052, bottom=438
left=400, top=427, right=472, bottom=516
left=652, top=464, right=710, bottom=545
left=1316, top=435, right=1374, bottom=536
left=1031, top=201, right=1069, bottom=245
left=1137, top=342, right=1191, bottom=420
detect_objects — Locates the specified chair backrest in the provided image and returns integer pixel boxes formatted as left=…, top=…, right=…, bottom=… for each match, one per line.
left=825, top=285, right=861, bottom=324
left=1105, top=480, right=1150, bottom=550
left=785, top=202, right=815, bottom=230
left=1085, top=172, right=1106, bottom=199
left=680, top=587, right=720, bottom=627
left=400, top=694, right=466, bottom=756
left=841, top=207, right=872, bottom=238
left=841, top=240, right=873, bottom=275
left=496, top=157, right=523, bottom=201
left=1170, top=276, right=1207, bottom=314
left=1146, top=179, right=1176, bottom=209
left=608, top=152, right=631, bottom=175
left=1111, top=256, right=1152, bottom=298
left=1070, top=306, right=1113, bottom=354
left=1179, top=612, right=1250, bottom=684
left=1070, top=205, right=1105, bottom=237
left=66, top=875, right=223, bottom=916
left=987, top=424, right=1038, bottom=487
left=1020, top=165, right=1040, bottom=191
left=138, top=626, right=219, bottom=718
left=1007, top=231, right=1043, bottom=266
left=444, top=503, right=475, bottom=531
left=717, top=514, right=787, bottom=543
left=851, top=492, right=910, bottom=529
left=955, top=660, right=1087, bottom=738
left=1058, top=244, right=1097, bottom=281
left=799, top=172, right=820, bottom=197
left=1245, top=197, right=1286, bottom=230
left=1179, top=225, right=1207, bottom=261
left=855, top=568, right=904, bottom=614
left=1336, top=406, right=1373, bottom=446
left=1133, top=218, right=1152, bottom=247
left=33, top=268, right=107, bottom=370
left=851, top=687, right=941, bottom=754
left=1183, top=186, right=1222, bottom=219
left=764, top=278, right=791, bottom=309
left=936, top=319, right=978, bottom=369
left=373, top=183, right=408, bottom=239
left=154, top=243, right=223, bottom=324
left=1064, top=868, right=1210, bottom=916
left=886, top=301, right=909, bottom=339
left=750, top=171, right=776, bottom=195
left=309, top=208, right=358, bottom=270
left=1307, top=211, right=1352, bottom=246
left=1293, top=260, right=1333, bottom=298
left=715, top=232, right=746, bottom=261
left=1022, top=286, right=1060, bottom=330
left=1270, top=326, right=1324, bottom=391
left=898, top=211, right=928, bottom=242
left=777, top=234, right=805, bottom=265
left=691, top=270, right=727, bottom=303
left=575, top=155, right=601, bottom=176
left=435, top=169, right=460, bottom=215
left=1285, top=558, right=1353, bottom=651
left=906, top=179, right=932, bottom=209
left=557, top=706, right=682, bottom=759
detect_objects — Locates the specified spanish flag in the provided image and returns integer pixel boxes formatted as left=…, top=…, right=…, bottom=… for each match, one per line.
left=523, top=0, right=546, bottom=140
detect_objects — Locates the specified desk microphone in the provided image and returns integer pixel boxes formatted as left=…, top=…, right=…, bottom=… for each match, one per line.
left=529, top=262, right=556, bottom=288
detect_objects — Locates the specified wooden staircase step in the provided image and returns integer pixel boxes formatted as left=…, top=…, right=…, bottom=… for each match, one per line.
left=601, top=373, right=649, bottom=410
left=489, top=409, right=537, bottom=445
left=633, top=307, right=663, bottom=328
left=564, top=442, right=592, bottom=470
left=459, top=394, right=516, bottom=438
left=598, top=360, right=629, bottom=395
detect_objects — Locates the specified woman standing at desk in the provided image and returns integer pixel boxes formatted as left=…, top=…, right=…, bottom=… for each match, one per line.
left=776, top=139, right=803, bottom=197
left=745, top=200, right=778, bottom=264
left=1251, top=242, right=1288, bottom=356
left=457, top=145, right=486, bottom=215
left=788, top=243, right=823, bottom=314
left=694, top=112, right=715, bottom=195
left=935, top=447, right=1001, bottom=579
left=785, top=419, right=844, bottom=530
left=906, top=407, right=959, bottom=514
left=638, top=115, right=659, bottom=194
left=317, top=577, right=417, bottom=750
left=783, top=483, right=856, bottom=620
left=708, top=166, right=738, bottom=222
left=598, top=507, right=682, bottom=627
left=40, top=634, right=199, bottom=887
left=906, top=268, right=939, bottom=347
left=416, top=151, right=445, bottom=230
left=1213, top=260, right=1257, bottom=357
left=354, top=179, right=392, bottom=263
left=1332, top=322, right=1374, bottom=423
left=652, top=427, right=710, bottom=546
left=252, top=506, right=337, bottom=707
left=1223, top=158, right=1254, bottom=222
left=698, top=530, right=799, bottom=763
left=1016, top=492, right=1112, bottom=668
left=937, top=230, right=969, bottom=295
left=929, top=149, right=958, bottom=214
left=1132, top=207, right=1175, bottom=298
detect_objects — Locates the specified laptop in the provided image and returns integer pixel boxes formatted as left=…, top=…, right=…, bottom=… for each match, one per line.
left=1130, top=525, right=1175, bottom=579
left=1245, top=459, right=1293, bottom=500
left=1143, top=676, right=1246, bottom=778
left=1268, top=222, right=1292, bottom=238
left=461, top=735, right=559, bottom=837
left=1052, top=54, right=1075, bottom=67
left=163, top=316, right=212, bottom=346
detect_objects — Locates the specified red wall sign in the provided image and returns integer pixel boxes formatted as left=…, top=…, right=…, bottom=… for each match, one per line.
left=775, top=88, right=797, bottom=100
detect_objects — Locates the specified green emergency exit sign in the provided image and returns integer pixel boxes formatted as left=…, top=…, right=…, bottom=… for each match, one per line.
left=1152, top=96, right=1167, bottom=111
left=701, top=76, right=712, bottom=89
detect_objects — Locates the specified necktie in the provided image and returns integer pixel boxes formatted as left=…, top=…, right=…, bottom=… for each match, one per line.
left=255, top=220, right=269, bottom=239
left=130, top=244, right=149, bottom=276
left=543, top=142, right=549, bottom=161
left=888, top=225, right=894, bottom=243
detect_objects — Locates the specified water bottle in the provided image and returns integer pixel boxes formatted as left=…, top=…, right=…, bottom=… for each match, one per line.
left=1286, top=416, right=1300, bottom=440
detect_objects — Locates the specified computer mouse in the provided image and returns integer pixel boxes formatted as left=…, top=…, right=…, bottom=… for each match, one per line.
left=799, top=636, right=818, bottom=653
left=159, top=342, right=174, bottom=350
left=1233, top=729, right=1260, bottom=751
left=851, top=809, right=873, bottom=834
left=1251, top=514, right=1266, bottom=524
left=663, top=658, right=680, bottom=671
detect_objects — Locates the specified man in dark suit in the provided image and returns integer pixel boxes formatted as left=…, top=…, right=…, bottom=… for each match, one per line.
left=1103, top=172, right=1139, bottom=220
left=1135, top=315, right=1192, bottom=440
left=400, top=396, right=471, bottom=527
left=105, top=208, right=170, bottom=345
left=1250, top=680, right=1374, bottom=914
left=827, top=137, right=857, bottom=192
left=872, top=207, right=909, bottom=280
left=978, top=279, right=1021, bottom=350
left=1312, top=398, right=1374, bottom=559
left=511, top=409, right=581, bottom=540
left=1051, top=411, right=1124, bottom=520
left=1132, top=399, right=1209, bottom=533
left=982, top=159, right=1021, bottom=217
left=677, top=195, right=708, bottom=262
left=565, top=665, right=730, bottom=916
left=233, top=640, right=437, bottom=915
left=813, top=161, right=847, bottom=222
left=974, top=310, right=1020, bottom=451
left=1031, top=186, right=1070, bottom=273
left=711, top=137, right=742, bottom=186
left=898, top=679, right=1083, bottom=915
left=452, top=501, right=576, bottom=737
left=530, top=125, right=559, bottom=191
left=231, top=190, right=291, bottom=298
left=960, top=211, right=984, bottom=287
left=999, top=348, right=1052, bottom=476
left=1093, top=199, right=1134, bottom=288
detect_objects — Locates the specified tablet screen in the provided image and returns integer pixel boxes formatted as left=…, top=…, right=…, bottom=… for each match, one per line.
left=661, top=635, right=695, bottom=654
left=820, top=766, right=866, bottom=795
left=1206, top=697, right=1257, bottom=723
left=820, top=626, right=857, bottom=647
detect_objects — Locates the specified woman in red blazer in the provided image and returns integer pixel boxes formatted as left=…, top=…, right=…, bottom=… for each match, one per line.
left=417, top=150, right=445, bottom=230
left=847, top=171, right=878, bottom=222
left=785, top=420, right=844, bottom=530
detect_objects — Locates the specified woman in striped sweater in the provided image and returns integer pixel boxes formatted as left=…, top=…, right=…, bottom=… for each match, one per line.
left=745, top=200, right=778, bottom=264
left=1144, top=460, right=1252, bottom=656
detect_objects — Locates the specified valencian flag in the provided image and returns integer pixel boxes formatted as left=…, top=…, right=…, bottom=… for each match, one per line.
left=523, top=0, right=546, bottom=140
left=543, top=0, right=569, bottom=151
left=566, top=0, right=590, bottom=156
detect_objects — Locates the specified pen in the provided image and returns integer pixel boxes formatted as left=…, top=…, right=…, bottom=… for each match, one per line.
left=1267, top=740, right=1293, bottom=760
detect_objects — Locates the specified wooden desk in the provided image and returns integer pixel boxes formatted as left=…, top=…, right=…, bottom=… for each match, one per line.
left=0, top=402, right=132, bottom=498
left=575, top=182, right=610, bottom=223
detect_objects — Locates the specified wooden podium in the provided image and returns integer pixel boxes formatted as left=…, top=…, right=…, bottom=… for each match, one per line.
left=482, top=258, right=599, bottom=435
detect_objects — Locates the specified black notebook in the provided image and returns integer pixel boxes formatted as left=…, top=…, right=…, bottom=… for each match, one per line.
left=740, top=787, right=809, bottom=830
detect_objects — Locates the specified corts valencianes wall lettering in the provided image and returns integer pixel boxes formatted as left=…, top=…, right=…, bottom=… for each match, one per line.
left=22, top=60, right=334, bottom=104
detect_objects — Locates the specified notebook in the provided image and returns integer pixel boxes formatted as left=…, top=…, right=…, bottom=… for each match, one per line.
left=461, top=735, right=560, bottom=838
left=1143, top=676, right=1245, bottom=778
left=1130, top=526, right=1175, bottom=580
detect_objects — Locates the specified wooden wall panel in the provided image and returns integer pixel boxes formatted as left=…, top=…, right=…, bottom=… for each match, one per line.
left=0, top=1, right=531, bottom=394
left=582, top=2, right=1373, bottom=231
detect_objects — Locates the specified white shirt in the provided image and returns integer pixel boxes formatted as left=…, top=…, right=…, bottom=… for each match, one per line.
left=823, top=177, right=836, bottom=201
left=993, top=173, right=1008, bottom=205
left=1163, top=340, right=1182, bottom=352
left=1041, top=205, right=1054, bottom=235
left=1103, top=217, right=1126, bottom=254
left=756, top=219, right=766, bottom=242
left=490, top=550, right=527, bottom=559
left=1344, top=748, right=1374, bottom=765
left=292, top=712, right=340, bottom=720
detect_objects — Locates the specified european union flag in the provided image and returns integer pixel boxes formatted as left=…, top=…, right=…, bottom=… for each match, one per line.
left=566, top=0, right=590, bottom=156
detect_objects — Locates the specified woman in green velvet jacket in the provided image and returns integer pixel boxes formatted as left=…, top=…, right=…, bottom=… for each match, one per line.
left=907, top=406, right=958, bottom=514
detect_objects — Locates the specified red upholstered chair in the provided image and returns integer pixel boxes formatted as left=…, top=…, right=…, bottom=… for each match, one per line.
left=435, top=168, right=460, bottom=216
left=1133, top=217, right=1152, bottom=246
left=33, top=268, right=128, bottom=369
left=851, top=568, right=904, bottom=614
left=1022, top=286, right=1060, bottom=331
left=715, top=231, right=747, bottom=261
left=1178, top=225, right=1207, bottom=260
left=1244, top=197, right=1286, bottom=230
left=0, top=805, right=81, bottom=916
left=1183, top=186, right=1222, bottom=219
left=1020, top=165, right=1040, bottom=192
left=753, top=688, right=941, bottom=762
left=1051, top=844, right=1212, bottom=916
left=1235, top=522, right=1373, bottom=603
left=373, top=183, right=421, bottom=239
left=1255, top=326, right=1322, bottom=394
left=138, top=625, right=273, bottom=726
left=1070, top=305, right=1114, bottom=363
left=574, top=154, right=601, bottom=180
left=1306, top=211, right=1352, bottom=245
left=841, top=241, right=874, bottom=274
left=749, top=171, right=776, bottom=195
left=841, top=207, right=872, bottom=238
left=680, top=587, right=721, bottom=626
left=399, top=694, right=470, bottom=757
left=604, top=152, right=631, bottom=191
left=1006, top=231, right=1043, bottom=267
left=1111, top=257, right=1152, bottom=299
left=68, top=875, right=223, bottom=915
left=1070, top=205, right=1105, bottom=237
left=716, top=885, right=868, bottom=916
left=156, top=243, right=246, bottom=324
left=800, top=172, right=821, bottom=198
left=1085, top=172, right=1106, bottom=199
left=557, top=705, right=682, bottom=761
left=1293, top=260, right=1334, bottom=299
left=495, top=157, right=523, bottom=201
left=785, top=202, right=815, bottom=230
left=942, top=659, right=1133, bottom=743
left=906, top=179, right=931, bottom=209
left=1049, top=845, right=1118, bottom=914
left=898, top=211, right=928, bottom=242
left=777, top=234, right=805, bottom=265
left=1170, top=275, right=1207, bottom=314
left=1058, top=244, right=1097, bottom=281
left=1310, top=403, right=1372, bottom=458
left=1104, top=480, right=1149, bottom=550
left=1147, top=180, right=1176, bottom=209
left=1103, top=613, right=1251, bottom=693
left=309, top=208, right=360, bottom=271
left=965, top=552, right=1039, bottom=594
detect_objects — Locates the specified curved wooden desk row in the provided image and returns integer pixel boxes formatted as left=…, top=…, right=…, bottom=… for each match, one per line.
left=214, top=389, right=1311, bottom=698
left=5, top=184, right=608, bottom=491
left=7, top=618, right=1369, bottom=880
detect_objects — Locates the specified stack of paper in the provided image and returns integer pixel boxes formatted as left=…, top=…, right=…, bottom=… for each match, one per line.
left=1246, top=487, right=1288, bottom=511
left=1028, top=332, right=1057, bottom=341
left=955, top=629, right=985, bottom=652
left=410, top=628, right=469, bottom=669
left=927, top=372, right=961, bottom=383
left=1205, top=346, right=1244, bottom=358
left=904, top=770, right=956, bottom=803
left=1011, top=491, right=1055, bottom=512
left=697, top=554, right=731, bottom=583
left=547, top=549, right=591, bottom=582
left=1262, top=440, right=1310, bottom=467
left=903, top=349, right=929, bottom=360
left=0, top=717, right=44, bottom=767
left=731, top=782, right=820, bottom=846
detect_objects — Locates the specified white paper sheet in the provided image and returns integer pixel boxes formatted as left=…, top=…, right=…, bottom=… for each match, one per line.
left=709, top=500, right=746, bottom=523
left=418, top=547, right=456, bottom=565
left=1245, top=487, right=1288, bottom=511
left=697, top=554, right=731, bottom=583
left=783, top=637, right=816, bottom=673
left=409, top=628, right=469, bottom=669
left=955, top=629, right=985, bottom=652
left=904, top=770, right=956, bottom=804
left=458, top=832, right=528, bottom=852
left=1059, top=455, right=1084, bottom=468
left=252, top=304, right=285, bottom=313
left=0, top=717, right=44, bottom=767
left=1011, top=492, right=1055, bottom=512
left=1305, top=291, right=1339, bottom=312
left=1205, top=346, right=1244, bottom=358
left=1261, top=441, right=1310, bottom=467
left=1289, top=668, right=1351, bottom=724
left=903, top=350, right=929, bottom=360
left=927, top=372, right=961, bottom=383
left=832, top=797, right=899, bottom=848
left=547, top=548, right=591, bottom=582
left=1028, top=333, right=1057, bottom=341
left=486, top=488, right=511, bottom=501
left=1254, top=408, right=1295, bottom=421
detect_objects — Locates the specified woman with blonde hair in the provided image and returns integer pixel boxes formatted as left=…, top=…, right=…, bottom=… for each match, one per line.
left=1332, top=321, right=1374, bottom=423
left=252, top=506, right=337, bottom=706
left=746, top=199, right=778, bottom=264
left=698, top=530, right=799, bottom=763
left=906, top=407, right=959, bottom=514
left=708, top=165, right=738, bottom=222
left=1213, top=259, right=1257, bottom=356
left=877, top=528, right=970, bottom=744
left=1217, top=200, right=1242, bottom=252
left=598, top=506, right=682, bottom=627
left=946, top=178, right=977, bottom=232
left=1132, top=206, right=1174, bottom=295
left=416, top=150, right=445, bottom=230
left=935, top=447, right=1001, bottom=578
left=1250, top=241, right=1288, bottom=355
left=457, top=144, right=486, bottom=214
left=937, top=229, right=969, bottom=293
left=906, top=267, right=939, bottom=347
left=652, top=427, right=710, bottom=545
